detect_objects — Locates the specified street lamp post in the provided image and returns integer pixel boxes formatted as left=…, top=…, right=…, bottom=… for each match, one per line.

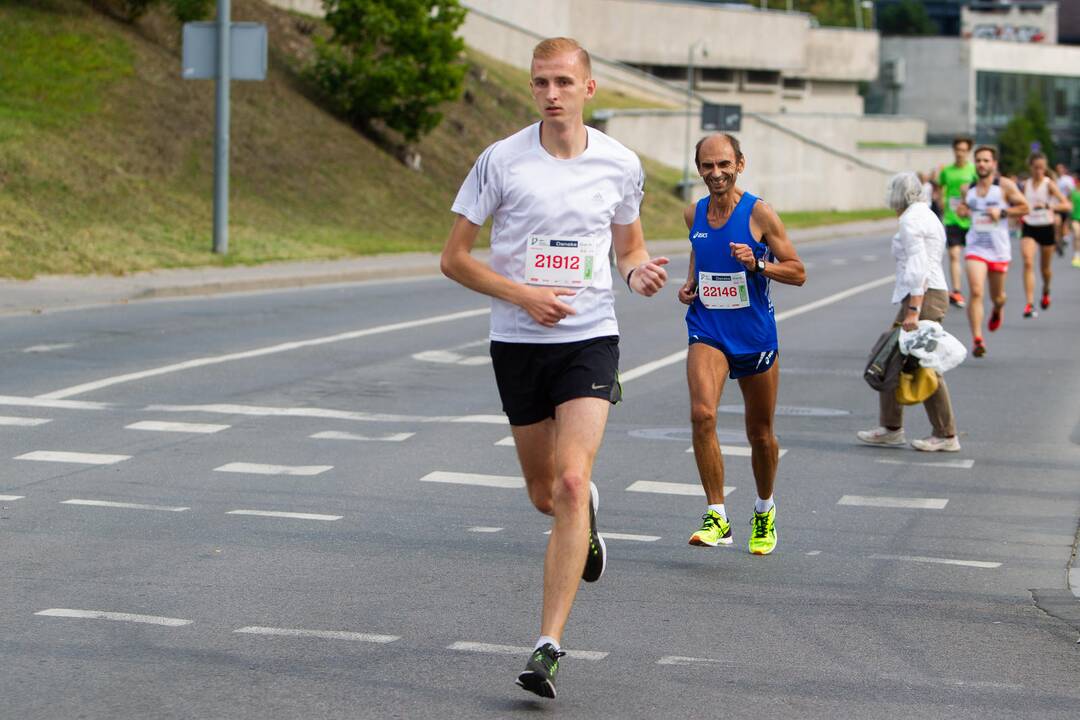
left=682, top=40, right=706, bottom=199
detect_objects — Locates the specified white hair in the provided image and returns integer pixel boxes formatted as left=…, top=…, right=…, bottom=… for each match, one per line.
left=886, top=171, right=925, bottom=212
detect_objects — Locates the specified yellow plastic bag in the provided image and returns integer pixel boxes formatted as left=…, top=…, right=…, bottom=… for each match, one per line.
left=895, top=367, right=939, bottom=405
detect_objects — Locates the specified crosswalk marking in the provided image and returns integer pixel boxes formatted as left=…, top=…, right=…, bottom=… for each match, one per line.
left=126, top=420, right=230, bottom=434
left=0, top=495, right=25, bottom=501
left=420, top=471, right=524, bottom=489
left=309, top=431, right=414, bottom=442
left=495, top=436, right=515, bottom=447
left=545, top=530, right=660, bottom=542
left=876, top=458, right=974, bottom=469
left=626, top=481, right=734, bottom=497
left=0, top=416, right=51, bottom=427
left=226, top=510, right=342, bottom=521
left=657, top=656, right=726, bottom=666
left=446, top=641, right=607, bottom=661
left=144, top=403, right=507, bottom=425
left=0, top=395, right=111, bottom=410
left=34, top=608, right=192, bottom=626
left=468, top=526, right=504, bottom=533
left=684, top=444, right=788, bottom=458
left=15, top=450, right=130, bottom=465
left=234, top=626, right=399, bottom=643
left=838, top=495, right=948, bottom=509
left=214, top=463, right=332, bottom=476
left=869, top=554, right=1001, bottom=569
left=62, top=499, right=190, bottom=512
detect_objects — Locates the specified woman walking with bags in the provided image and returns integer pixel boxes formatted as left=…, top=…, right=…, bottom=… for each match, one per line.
left=857, top=172, right=960, bottom=452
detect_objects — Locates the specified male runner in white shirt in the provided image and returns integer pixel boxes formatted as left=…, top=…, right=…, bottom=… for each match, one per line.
left=440, top=37, right=669, bottom=700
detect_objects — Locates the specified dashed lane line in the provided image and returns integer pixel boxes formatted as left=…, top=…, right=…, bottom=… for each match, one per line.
left=0, top=416, right=51, bottom=427
left=626, top=481, right=734, bottom=497
left=876, top=458, right=974, bottom=469
left=225, top=510, right=342, bottom=521
left=468, top=526, right=504, bottom=533
left=61, top=499, right=190, bottom=512
left=0, top=495, right=25, bottom=501
left=126, top=420, right=230, bottom=434
left=34, top=608, right=192, bottom=626
left=494, top=436, right=515, bottom=447
left=545, top=530, right=660, bottom=542
left=412, top=339, right=490, bottom=366
left=869, top=554, right=1001, bottom=569
left=838, top=495, right=949, bottom=509
left=684, top=444, right=788, bottom=458
left=37, top=307, right=491, bottom=400
left=447, top=641, right=607, bottom=661
left=234, top=626, right=399, bottom=643
left=214, top=462, right=333, bottom=476
left=23, top=343, right=75, bottom=353
left=420, top=471, right=524, bottom=489
left=0, top=395, right=111, bottom=410
left=657, top=656, right=726, bottom=666
left=309, top=431, right=415, bottom=442
left=145, top=403, right=507, bottom=425
left=14, top=450, right=130, bottom=465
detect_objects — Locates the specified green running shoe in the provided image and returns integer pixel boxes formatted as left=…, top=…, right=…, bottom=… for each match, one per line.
left=688, top=509, right=733, bottom=547
left=748, top=506, right=776, bottom=555
left=516, top=643, right=565, bottom=699
left=582, top=481, right=606, bottom=582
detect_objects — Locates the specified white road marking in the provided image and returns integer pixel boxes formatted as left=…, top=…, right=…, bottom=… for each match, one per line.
left=657, top=656, right=725, bottom=666
left=869, top=554, right=1001, bottom=569
left=684, top=444, right=788, bottom=458
left=620, top=275, right=893, bottom=383
left=495, top=435, right=515, bottom=447
left=62, top=499, right=190, bottom=512
left=468, top=526, right=504, bottom=533
left=420, top=471, right=524, bottom=489
left=838, top=495, right=948, bottom=509
left=412, top=339, right=490, bottom=366
left=626, top=481, right=734, bottom=497
left=0, top=494, right=25, bottom=501
left=876, top=458, right=974, bottom=469
left=309, top=430, right=415, bottom=442
left=15, top=450, right=130, bottom=465
left=860, top=254, right=880, bottom=262
left=234, top=626, right=399, bottom=643
left=806, top=550, right=822, bottom=556
left=447, top=641, right=607, bottom=661
left=214, top=463, right=332, bottom=476
left=830, top=258, right=849, bottom=265
left=145, top=403, right=507, bottom=425
left=544, top=530, right=660, bottom=542
left=226, top=510, right=342, bottom=521
left=38, top=307, right=491, bottom=400
left=23, top=343, right=75, bottom=353
left=126, top=420, right=230, bottom=434
left=34, top=608, right=191, bottom=626
left=0, top=395, right=111, bottom=410
left=0, top=416, right=51, bottom=427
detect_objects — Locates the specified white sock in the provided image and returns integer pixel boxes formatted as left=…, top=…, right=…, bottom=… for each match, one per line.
left=755, top=496, right=775, bottom=513
left=707, top=503, right=727, bottom=520
left=535, top=635, right=560, bottom=652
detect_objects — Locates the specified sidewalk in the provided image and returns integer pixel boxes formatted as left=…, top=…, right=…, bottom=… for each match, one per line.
left=0, top=218, right=896, bottom=316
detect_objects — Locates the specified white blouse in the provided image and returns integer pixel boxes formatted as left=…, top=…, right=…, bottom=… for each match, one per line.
left=891, top=201, right=948, bottom=304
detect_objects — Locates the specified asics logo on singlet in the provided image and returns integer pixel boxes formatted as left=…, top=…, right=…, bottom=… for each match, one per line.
left=692, top=232, right=709, bottom=239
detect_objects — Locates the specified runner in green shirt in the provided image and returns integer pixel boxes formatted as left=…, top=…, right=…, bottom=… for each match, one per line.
left=938, top=137, right=977, bottom=306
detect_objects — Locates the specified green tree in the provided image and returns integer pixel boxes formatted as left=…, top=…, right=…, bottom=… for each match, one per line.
left=998, top=95, right=1055, bottom=175
left=310, top=0, right=467, bottom=145
left=88, top=0, right=211, bottom=23
left=878, top=0, right=937, bottom=36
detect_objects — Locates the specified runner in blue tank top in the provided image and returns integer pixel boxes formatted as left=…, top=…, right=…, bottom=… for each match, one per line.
left=677, top=133, right=806, bottom=556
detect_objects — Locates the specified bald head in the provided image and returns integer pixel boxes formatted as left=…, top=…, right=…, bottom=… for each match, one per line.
left=695, top=133, right=743, bottom=169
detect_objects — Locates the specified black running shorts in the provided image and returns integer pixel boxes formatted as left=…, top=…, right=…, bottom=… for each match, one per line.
left=489, top=336, right=621, bottom=426
left=1022, top=223, right=1056, bottom=246
left=945, top=224, right=967, bottom=248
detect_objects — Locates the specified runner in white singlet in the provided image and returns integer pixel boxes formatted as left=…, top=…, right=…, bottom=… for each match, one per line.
left=956, top=146, right=1029, bottom=357
left=1020, top=152, right=1072, bottom=317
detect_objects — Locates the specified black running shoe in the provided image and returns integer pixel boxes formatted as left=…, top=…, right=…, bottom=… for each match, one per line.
left=516, top=643, right=565, bottom=699
left=582, top=481, right=606, bottom=582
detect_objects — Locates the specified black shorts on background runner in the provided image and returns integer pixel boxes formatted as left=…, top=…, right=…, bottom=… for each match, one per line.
left=945, top=225, right=967, bottom=248
left=490, top=336, right=621, bottom=426
left=1022, top=223, right=1056, bottom=246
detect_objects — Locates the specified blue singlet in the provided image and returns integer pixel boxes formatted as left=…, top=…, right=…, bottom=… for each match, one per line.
left=685, top=193, right=778, bottom=360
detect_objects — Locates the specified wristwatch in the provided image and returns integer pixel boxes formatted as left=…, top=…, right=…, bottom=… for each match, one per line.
left=752, top=258, right=766, bottom=273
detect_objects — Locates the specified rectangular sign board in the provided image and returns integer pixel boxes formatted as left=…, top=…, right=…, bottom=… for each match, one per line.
left=182, top=22, right=267, bottom=81
left=701, top=103, right=741, bottom=132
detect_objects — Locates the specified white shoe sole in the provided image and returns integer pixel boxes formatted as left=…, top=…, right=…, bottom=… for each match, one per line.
left=857, top=435, right=906, bottom=447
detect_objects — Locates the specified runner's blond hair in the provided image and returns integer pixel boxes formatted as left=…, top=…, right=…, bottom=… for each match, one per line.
left=532, top=37, right=591, bottom=77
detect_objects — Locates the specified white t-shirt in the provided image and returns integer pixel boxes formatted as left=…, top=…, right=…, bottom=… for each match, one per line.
left=1057, top=174, right=1076, bottom=196
left=451, top=123, right=644, bottom=343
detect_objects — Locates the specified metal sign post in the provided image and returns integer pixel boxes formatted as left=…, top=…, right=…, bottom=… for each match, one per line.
left=181, top=8, right=267, bottom=255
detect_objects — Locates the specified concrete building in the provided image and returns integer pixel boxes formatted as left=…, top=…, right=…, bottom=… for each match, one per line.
left=869, top=35, right=1080, bottom=167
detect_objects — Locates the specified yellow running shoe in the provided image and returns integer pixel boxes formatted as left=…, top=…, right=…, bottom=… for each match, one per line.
left=689, top=509, right=733, bottom=547
left=748, top=506, right=776, bottom=555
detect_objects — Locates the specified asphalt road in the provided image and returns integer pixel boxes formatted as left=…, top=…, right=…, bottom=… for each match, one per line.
left=2, top=232, right=1079, bottom=719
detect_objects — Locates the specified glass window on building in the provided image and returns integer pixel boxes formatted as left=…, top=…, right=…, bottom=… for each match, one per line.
left=976, top=70, right=1080, bottom=167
